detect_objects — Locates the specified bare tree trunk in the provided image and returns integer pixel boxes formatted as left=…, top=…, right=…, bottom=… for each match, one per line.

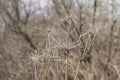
left=105, top=0, right=116, bottom=79
left=93, top=0, right=97, bottom=25
left=107, top=0, right=116, bottom=65
left=107, top=0, right=115, bottom=64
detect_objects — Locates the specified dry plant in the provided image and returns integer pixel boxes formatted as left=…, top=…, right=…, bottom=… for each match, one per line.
left=0, top=0, right=120, bottom=80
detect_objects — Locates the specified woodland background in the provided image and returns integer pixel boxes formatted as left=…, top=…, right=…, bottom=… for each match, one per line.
left=0, top=0, right=120, bottom=80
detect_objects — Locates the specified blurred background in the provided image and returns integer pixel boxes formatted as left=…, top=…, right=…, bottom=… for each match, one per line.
left=0, top=0, right=120, bottom=80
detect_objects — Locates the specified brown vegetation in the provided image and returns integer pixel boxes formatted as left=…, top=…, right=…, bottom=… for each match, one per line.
left=0, top=0, right=120, bottom=80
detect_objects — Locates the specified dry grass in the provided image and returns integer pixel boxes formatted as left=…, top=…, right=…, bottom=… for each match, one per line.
left=0, top=2, right=120, bottom=80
